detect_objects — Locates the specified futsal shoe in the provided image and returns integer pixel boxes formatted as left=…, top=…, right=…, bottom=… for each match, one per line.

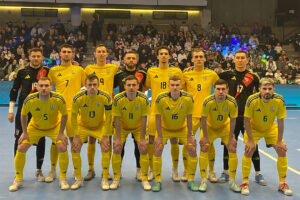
left=101, top=178, right=110, bottom=191
left=136, top=168, right=142, bottom=181
left=59, top=179, right=70, bottom=190
left=142, top=180, right=152, bottom=191
left=35, top=169, right=45, bottom=182
left=84, top=170, right=95, bottom=181
left=255, top=174, right=267, bottom=186
left=208, top=172, right=218, bottom=183
left=110, top=179, right=120, bottom=190
left=172, top=167, right=180, bottom=182
left=278, top=183, right=293, bottom=196
left=152, top=182, right=162, bottom=192
left=240, top=182, right=250, bottom=195
left=199, top=179, right=207, bottom=192
left=45, top=169, right=56, bottom=183
left=9, top=180, right=23, bottom=192
left=187, top=181, right=198, bottom=191
left=71, top=178, right=83, bottom=190
left=181, top=171, right=188, bottom=182
left=229, top=180, right=241, bottom=193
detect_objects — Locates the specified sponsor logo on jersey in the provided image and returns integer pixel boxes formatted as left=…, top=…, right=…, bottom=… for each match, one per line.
left=270, top=107, right=275, bottom=112
left=106, top=69, right=110, bottom=74
left=122, top=107, right=127, bottom=110
left=165, top=106, right=170, bottom=110
left=72, top=71, right=75, bottom=74
left=212, top=108, right=217, bottom=111
left=25, top=75, right=30, bottom=79
left=58, top=73, right=62, bottom=76
left=83, top=104, right=88, bottom=107
left=231, top=76, right=236, bottom=80
left=154, top=75, right=158, bottom=78
left=223, top=106, right=228, bottom=111
left=256, top=108, right=261, bottom=112
left=203, top=76, right=207, bottom=80
left=97, top=102, right=100, bottom=107
left=35, top=107, right=40, bottom=111
left=135, top=105, right=139, bottom=110
left=180, top=104, right=183, bottom=109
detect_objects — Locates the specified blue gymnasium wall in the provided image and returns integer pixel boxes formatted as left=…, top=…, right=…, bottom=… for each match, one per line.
left=1, top=82, right=300, bottom=108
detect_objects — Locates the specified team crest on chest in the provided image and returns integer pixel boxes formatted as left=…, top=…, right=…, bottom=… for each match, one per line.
left=203, top=76, right=207, bottom=81
left=135, top=105, right=139, bottom=110
left=180, top=104, right=183, bottom=109
left=97, top=102, right=101, bottom=107
left=189, top=78, right=194, bottom=81
left=270, top=107, right=275, bottom=112
left=50, top=104, right=54, bottom=110
left=223, top=106, right=228, bottom=111
left=72, top=71, right=75, bottom=75
left=106, top=69, right=110, bottom=74
left=154, top=74, right=158, bottom=78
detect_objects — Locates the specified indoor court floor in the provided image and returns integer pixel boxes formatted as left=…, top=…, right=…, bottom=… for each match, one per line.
left=0, top=107, right=299, bottom=200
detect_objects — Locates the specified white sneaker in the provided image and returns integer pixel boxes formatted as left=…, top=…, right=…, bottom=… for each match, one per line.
left=142, top=180, right=151, bottom=191
left=278, top=183, right=293, bottom=196
left=136, top=168, right=142, bottom=181
left=148, top=168, right=154, bottom=181
left=241, top=182, right=250, bottom=195
left=35, top=169, right=45, bottom=182
left=110, top=179, right=120, bottom=190
left=45, top=169, right=56, bottom=183
left=59, top=179, right=70, bottom=190
left=71, top=178, right=83, bottom=190
left=208, top=172, right=217, bottom=183
left=101, top=178, right=109, bottom=191
left=9, top=180, right=23, bottom=192
left=199, top=179, right=207, bottom=192
left=181, top=171, right=188, bottom=182
left=84, top=170, right=95, bottom=181
left=172, top=167, right=180, bottom=182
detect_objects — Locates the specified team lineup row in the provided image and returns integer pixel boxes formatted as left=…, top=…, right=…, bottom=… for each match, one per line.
left=7, top=44, right=292, bottom=196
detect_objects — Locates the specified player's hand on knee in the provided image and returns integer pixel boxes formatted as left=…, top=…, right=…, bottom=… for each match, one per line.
left=100, top=136, right=110, bottom=152
left=274, top=140, right=287, bottom=156
left=18, top=133, right=29, bottom=145
left=138, top=139, right=148, bottom=154
left=245, top=139, right=255, bottom=155
left=57, top=134, right=68, bottom=146
left=200, top=136, right=210, bottom=150
left=113, top=138, right=122, bottom=154
left=154, top=137, right=163, bottom=154
left=72, top=135, right=81, bottom=152
left=227, top=137, right=237, bottom=153
left=8, top=113, right=14, bottom=123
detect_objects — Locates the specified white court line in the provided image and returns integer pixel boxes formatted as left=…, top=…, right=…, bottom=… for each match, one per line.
left=238, top=136, right=300, bottom=176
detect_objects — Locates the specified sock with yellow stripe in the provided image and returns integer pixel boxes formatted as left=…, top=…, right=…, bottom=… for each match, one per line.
left=87, top=143, right=96, bottom=170
left=182, top=146, right=188, bottom=172
left=171, top=143, right=179, bottom=169
left=148, top=144, right=154, bottom=169
left=277, top=156, right=287, bottom=182
left=242, top=155, right=251, bottom=182
left=208, top=144, right=215, bottom=173
left=187, top=155, right=198, bottom=181
left=228, top=152, right=238, bottom=180
left=58, top=151, right=69, bottom=179
left=199, top=151, right=208, bottom=179
left=50, top=143, right=58, bottom=170
left=15, top=151, right=26, bottom=180
left=140, top=153, right=149, bottom=181
left=153, top=155, right=162, bottom=182
left=102, top=151, right=110, bottom=179
left=112, top=153, right=122, bottom=180
left=72, top=152, right=81, bottom=179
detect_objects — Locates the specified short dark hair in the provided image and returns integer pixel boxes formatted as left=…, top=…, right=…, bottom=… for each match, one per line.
left=95, top=44, right=107, bottom=52
left=124, top=50, right=139, bottom=59
left=234, top=49, right=248, bottom=58
left=169, top=75, right=181, bottom=82
left=86, top=74, right=99, bottom=83
left=60, top=44, right=73, bottom=52
left=29, top=47, right=43, bottom=55
left=156, top=46, right=170, bottom=55
left=214, top=79, right=228, bottom=88
left=124, top=75, right=139, bottom=84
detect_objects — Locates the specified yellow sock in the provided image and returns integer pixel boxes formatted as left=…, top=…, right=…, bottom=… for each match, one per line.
left=187, top=155, right=198, bottom=181
left=112, top=153, right=121, bottom=180
left=208, top=144, right=215, bottom=173
left=199, top=151, right=208, bottom=179
left=50, top=143, right=58, bottom=170
left=58, top=151, right=69, bottom=179
left=153, top=155, right=162, bottom=182
left=171, top=143, right=179, bottom=169
left=140, top=154, right=149, bottom=181
left=87, top=143, right=95, bottom=170
left=15, top=151, right=26, bottom=180
left=72, top=152, right=81, bottom=179
left=277, top=156, right=287, bottom=182
left=102, top=151, right=110, bottom=179
left=182, top=146, right=188, bottom=172
left=242, top=155, right=251, bottom=182
left=228, top=152, right=238, bottom=180
left=148, top=144, right=154, bottom=169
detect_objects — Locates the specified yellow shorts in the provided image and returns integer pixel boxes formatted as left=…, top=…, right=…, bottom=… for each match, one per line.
left=78, top=125, right=104, bottom=143
left=200, top=125, right=230, bottom=145
left=66, top=111, right=74, bottom=138
left=147, top=113, right=156, bottom=136
left=156, top=128, right=187, bottom=145
left=115, top=129, right=147, bottom=143
left=22, top=124, right=63, bottom=145
left=244, top=124, right=278, bottom=146
left=192, top=117, right=201, bottom=135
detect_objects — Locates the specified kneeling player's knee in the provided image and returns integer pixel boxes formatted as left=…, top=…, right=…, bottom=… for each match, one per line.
left=276, top=148, right=287, bottom=157
left=18, top=143, right=30, bottom=152
left=56, top=143, right=67, bottom=153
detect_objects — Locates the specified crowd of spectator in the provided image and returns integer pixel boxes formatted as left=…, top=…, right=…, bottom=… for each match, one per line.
left=0, top=15, right=299, bottom=84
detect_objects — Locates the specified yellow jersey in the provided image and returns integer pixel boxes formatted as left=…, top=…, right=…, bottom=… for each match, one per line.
left=113, top=91, right=149, bottom=130
left=155, top=91, right=193, bottom=131
left=145, top=66, right=182, bottom=112
left=71, top=89, right=112, bottom=136
left=85, top=63, right=118, bottom=96
left=244, top=92, right=286, bottom=132
left=202, top=94, right=238, bottom=129
left=21, top=92, right=67, bottom=130
left=48, top=65, right=85, bottom=110
left=183, top=69, right=219, bottom=118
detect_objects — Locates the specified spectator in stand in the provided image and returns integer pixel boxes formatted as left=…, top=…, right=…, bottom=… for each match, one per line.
left=276, top=56, right=285, bottom=71
left=91, top=14, right=101, bottom=46
left=231, top=23, right=241, bottom=35
left=281, top=64, right=292, bottom=79
left=78, top=21, right=88, bottom=40
left=266, top=56, right=277, bottom=72
left=104, top=35, right=114, bottom=50
left=177, top=49, right=187, bottom=63
left=264, top=44, right=276, bottom=59
left=30, top=23, right=44, bottom=37
left=274, top=69, right=282, bottom=83
left=265, top=68, right=274, bottom=78
left=8, top=65, right=18, bottom=81
left=214, top=63, right=224, bottom=74
left=253, top=63, right=265, bottom=78
left=293, top=64, right=300, bottom=84
left=249, top=33, right=259, bottom=48
left=50, top=49, right=59, bottom=66
left=139, top=49, right=149, bottom=64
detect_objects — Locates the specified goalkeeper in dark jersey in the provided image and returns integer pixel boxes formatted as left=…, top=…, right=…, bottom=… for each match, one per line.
left=8, top=48, right=49, bottom=182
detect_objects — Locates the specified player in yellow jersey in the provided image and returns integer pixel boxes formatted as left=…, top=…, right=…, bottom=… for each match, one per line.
left=9, top=77, right=69, bottom=191
left=46, top=44, right=86, bottom=182
left=182, top=48, right=219, bottom=182
left=241, top=78, right=293, bottom=196
left=152, top=76, right=197, bottom=192
left=70, top=74, right=112, bottom=190
left=83, top=44, right=118, bottom=181
left=145, top=46, right=183, bottom=181
left=199, top=79, right=240, bottom=193
left=110, top=75, right=151, bottom=191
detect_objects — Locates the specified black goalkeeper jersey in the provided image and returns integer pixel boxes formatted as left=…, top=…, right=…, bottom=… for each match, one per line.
left=113, top=68, right=147, bottom=93
left=9, top=65, right=49, bottom=108
left=219, top=69, right=259, bottom=116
